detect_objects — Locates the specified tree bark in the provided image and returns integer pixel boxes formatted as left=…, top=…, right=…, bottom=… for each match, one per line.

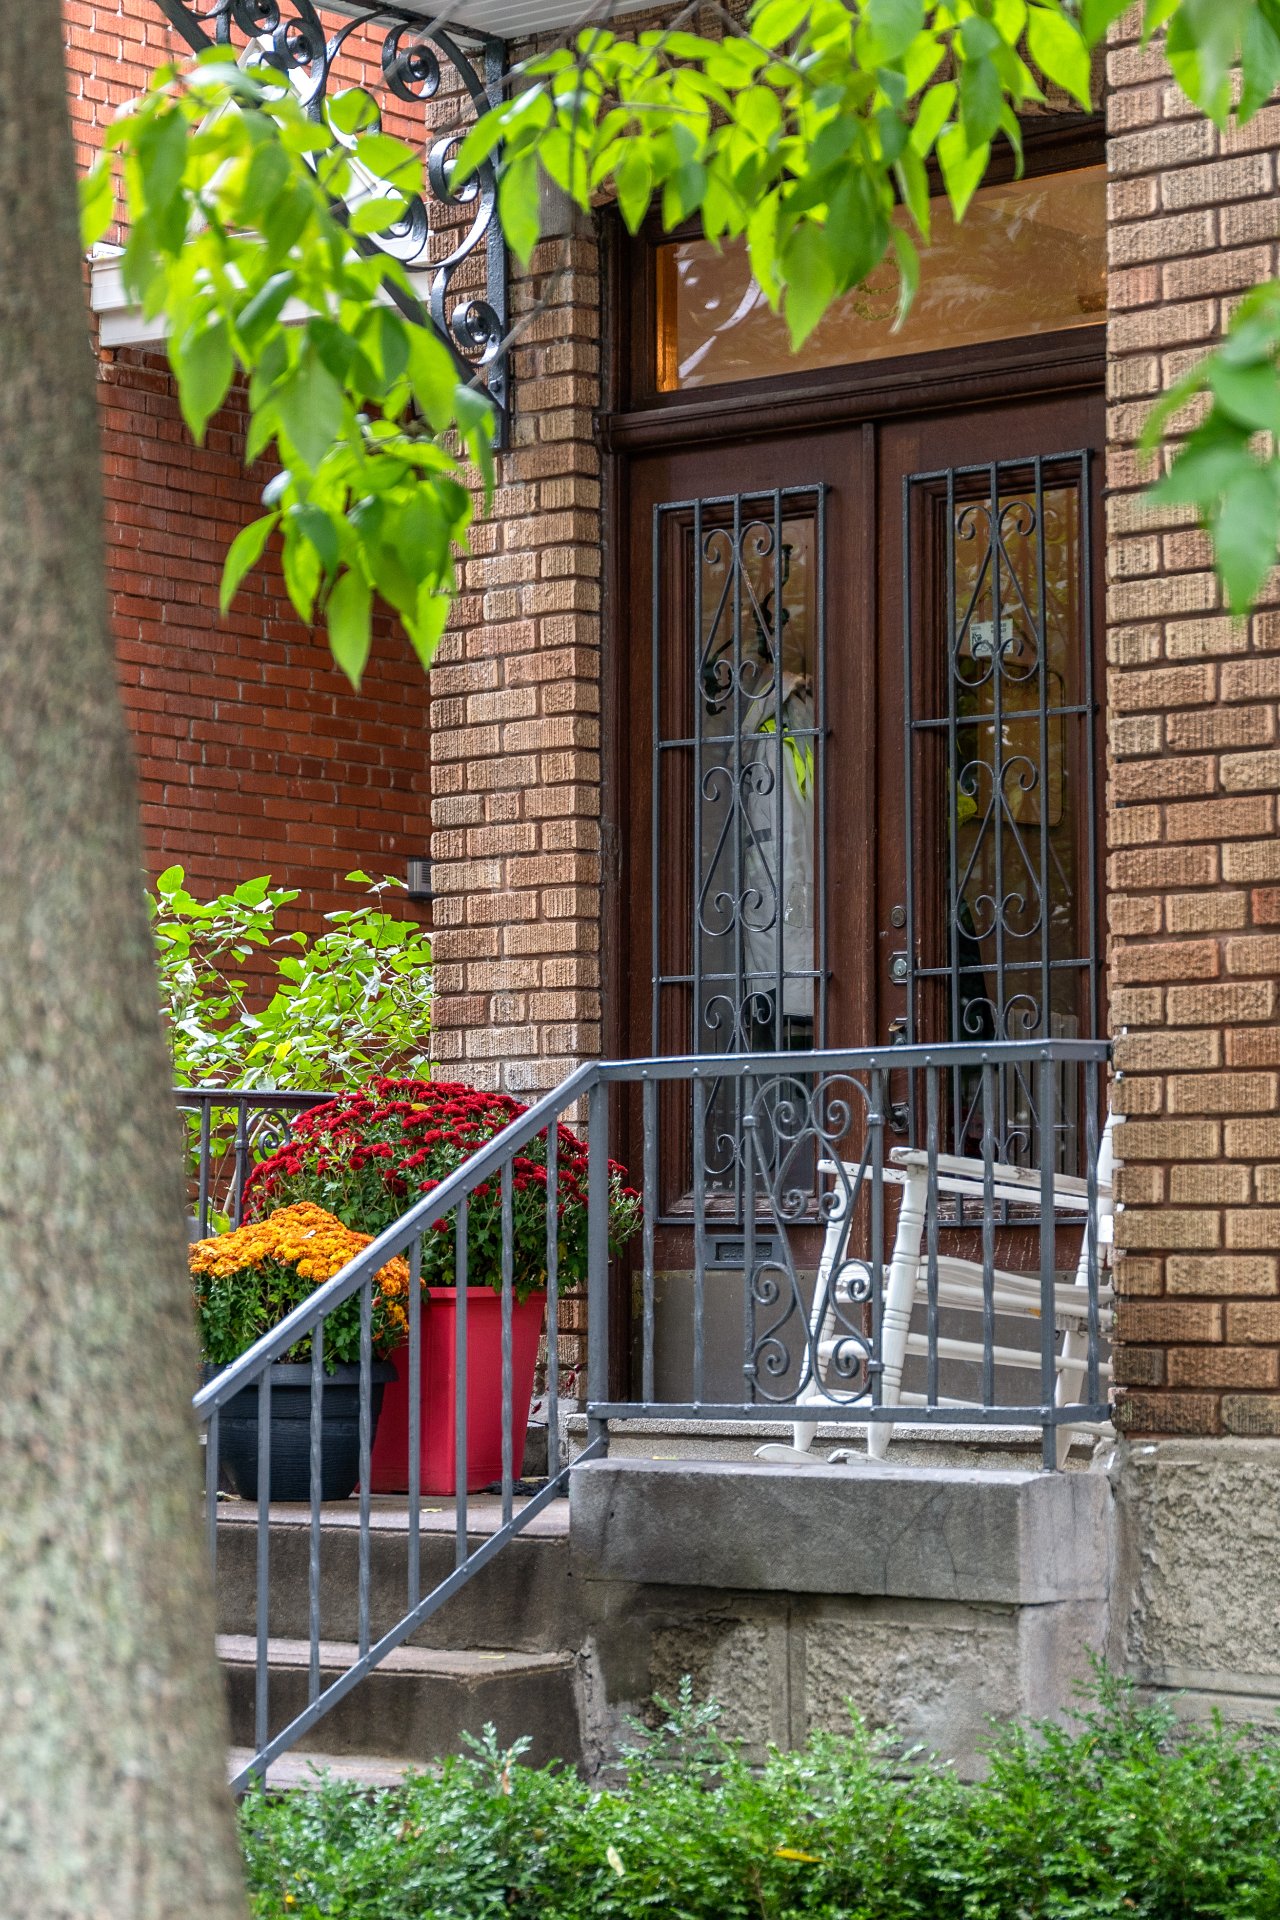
left=0, top=8, right=246, bottom=1913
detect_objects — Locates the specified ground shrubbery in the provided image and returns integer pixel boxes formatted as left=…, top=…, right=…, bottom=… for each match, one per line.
left=241, top=1673, right=1280, bottom=1920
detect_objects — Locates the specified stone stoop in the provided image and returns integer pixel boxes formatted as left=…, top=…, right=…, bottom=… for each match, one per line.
left=217, top=1495, right=585, bottom=1785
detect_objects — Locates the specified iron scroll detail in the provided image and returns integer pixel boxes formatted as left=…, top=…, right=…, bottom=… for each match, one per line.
left=144, top=0, right=510, bottom=435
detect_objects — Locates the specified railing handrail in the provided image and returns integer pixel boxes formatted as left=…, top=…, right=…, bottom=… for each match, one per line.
left=593, top=1039, right=1111, bottom=1080
left=192, top=1061, right=599, bottom=1417
left=190, top=1040, right=1111, bottom=1416
left=175, top=1085, right=331, bottom=1104
left=189, top=1039, right=1112, bottom=1789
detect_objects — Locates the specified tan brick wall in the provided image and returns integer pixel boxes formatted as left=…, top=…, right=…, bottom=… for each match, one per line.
left=428, top=226, right=604, bottom=1096
left=1106, top=8, right=1280, bottom=1435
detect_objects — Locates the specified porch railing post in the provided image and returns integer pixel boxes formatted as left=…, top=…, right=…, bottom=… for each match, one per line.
left=587, top=1074, right=610, bottom=1451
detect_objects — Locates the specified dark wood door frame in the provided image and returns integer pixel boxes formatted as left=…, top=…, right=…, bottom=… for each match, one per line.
left=597, top=267, right=1106, bottom=1398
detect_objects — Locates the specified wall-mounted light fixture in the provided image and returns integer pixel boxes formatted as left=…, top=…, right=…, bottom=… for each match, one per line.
left=406, top=858, right=434, bottom=903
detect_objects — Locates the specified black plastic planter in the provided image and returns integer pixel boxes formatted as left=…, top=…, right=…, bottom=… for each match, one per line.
left=214, top=1361, right=394, bottom=1503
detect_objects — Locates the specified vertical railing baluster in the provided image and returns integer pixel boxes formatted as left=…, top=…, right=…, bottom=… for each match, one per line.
left=255, top=1369, right=271, bottom=1766
left=205, top=1404, right=219, bottom=1573
left=234, top=1098, right=252, bottom=1231
left=546, top=1126, right=560, bottom=1475
left=692, top=1075, right=707, bottom=1406
left=358, top=1282, right=372, bottom=1660
left=981, top=1061, right=997, bottom=1410
left=642, top=1077, right=657, bottom=1406
left=197, top=1100, right=212, bottom=1241
left=587, top=1078, right=609, bottom=1447
left=925, top=1066, right=940, bottom=1410
left=1034, top=455, right=1052, bottom=1160
left=742, top=1075, right=757, bottom=1404
left=407, top=1236, right=422, bottom=1613
left=309, top=1322, right=323, bottom=1707
left=455, top=1197, right=469, bottom=1571
left=870, top=1066, right=885, bottom=1422
left=1039, top=1055, right=1057, bottom=1470
left=1085, top=1065, right=1102, bottom=1409
left=501, top=1160, right=515, bottom=1529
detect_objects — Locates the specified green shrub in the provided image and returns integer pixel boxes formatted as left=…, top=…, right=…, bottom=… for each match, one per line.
left=239, top=1673, right=1280, bottom=1920
left=150, top=866, right=433, bottom=1092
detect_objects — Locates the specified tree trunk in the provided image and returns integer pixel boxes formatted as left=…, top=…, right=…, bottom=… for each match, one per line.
left=0, top=9, right=246, bottom=1913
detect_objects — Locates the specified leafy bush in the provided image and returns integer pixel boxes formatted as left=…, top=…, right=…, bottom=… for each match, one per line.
left=240, top=1674, right=1280, bottom=1920
left=242, top=1078, right=642, bottom=1300
left=149, top=866, right=433, bottom=1091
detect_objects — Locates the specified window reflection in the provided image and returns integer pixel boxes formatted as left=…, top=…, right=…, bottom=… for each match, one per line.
left=656, top=167, right=1106, bottom=393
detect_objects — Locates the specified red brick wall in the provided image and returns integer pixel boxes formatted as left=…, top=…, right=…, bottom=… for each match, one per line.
left=68, top=3, right=432, bottom=933
left=101, top=350, right=432, bottom=921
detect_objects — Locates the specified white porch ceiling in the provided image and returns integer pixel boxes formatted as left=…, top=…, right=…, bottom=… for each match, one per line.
left=401, top=1, right=656, bottom=40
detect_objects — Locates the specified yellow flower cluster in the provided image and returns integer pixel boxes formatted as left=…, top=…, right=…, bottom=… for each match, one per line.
left=190, top=1201, right=411, bottom=1331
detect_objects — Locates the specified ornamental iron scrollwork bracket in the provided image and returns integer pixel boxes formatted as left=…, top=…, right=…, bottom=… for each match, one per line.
left=145, top=0, right=510, bottom=442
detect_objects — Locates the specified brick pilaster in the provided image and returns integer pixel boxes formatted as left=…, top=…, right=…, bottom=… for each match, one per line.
left=1106, top=8, right=1280, bottom=1434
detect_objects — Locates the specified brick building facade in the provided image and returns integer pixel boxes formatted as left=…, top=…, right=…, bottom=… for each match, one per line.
left=64, top=0, right=1280, bottom=1460
left=1104, top=13, right=1280, bottom=1439
left=70, top=3, right=433, bottom=936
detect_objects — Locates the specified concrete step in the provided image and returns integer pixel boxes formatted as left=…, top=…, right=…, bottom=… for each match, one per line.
left=228, top=1747, right=419, bottom=1791
left=215, top=1493, right=581, bottom=1651
left=220, top=1635, right=582, bottom=1769
left=565, top=1414, right=1101, bottom=1470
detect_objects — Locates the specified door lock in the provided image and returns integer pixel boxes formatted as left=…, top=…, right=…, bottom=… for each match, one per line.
left=888, top=950, right=910, bottom=985
left=888, top=1017, right=910, bottom=1046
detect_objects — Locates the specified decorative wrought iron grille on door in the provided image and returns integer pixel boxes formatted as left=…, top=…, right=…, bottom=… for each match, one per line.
left=901, top=453, right=1099, bottom=1175
left=651, top=487, right=828, bottom=1220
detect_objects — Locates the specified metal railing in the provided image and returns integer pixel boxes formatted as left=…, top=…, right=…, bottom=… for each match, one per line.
left=191, top=1038, right=1111, bottom=1786
left=177, top=1087, right=331, bottom=1239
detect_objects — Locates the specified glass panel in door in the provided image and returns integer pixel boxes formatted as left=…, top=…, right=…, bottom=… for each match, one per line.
left=652, top=487, right=826, bottom=1218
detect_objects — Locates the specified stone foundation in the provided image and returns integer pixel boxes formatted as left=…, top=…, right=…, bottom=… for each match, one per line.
left=1109, top=1436, right=1280, bottom=1720
left=569, top=1458, right=1113, bottom=1776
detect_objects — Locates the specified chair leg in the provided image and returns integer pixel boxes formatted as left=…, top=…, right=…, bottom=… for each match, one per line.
left=790, top=1181, right=853, bottom=1455
left=868, top=1173, right=927, bottom=1461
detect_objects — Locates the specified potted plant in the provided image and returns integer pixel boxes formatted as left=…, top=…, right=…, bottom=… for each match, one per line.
left=191, top=1201, right=409, bottom=1501
left=241, top=1079, right=641, bottom=1494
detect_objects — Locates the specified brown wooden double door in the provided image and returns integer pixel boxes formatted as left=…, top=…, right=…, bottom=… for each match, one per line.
left=617, top=384, right=1104, bottom=1264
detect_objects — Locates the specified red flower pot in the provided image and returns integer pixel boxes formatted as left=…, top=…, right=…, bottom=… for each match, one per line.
left=368, top=1287, right=545, bottom=1495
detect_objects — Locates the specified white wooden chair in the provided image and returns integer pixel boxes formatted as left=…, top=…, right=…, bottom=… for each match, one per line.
left=762, top=1113, right=1114, bottom=1469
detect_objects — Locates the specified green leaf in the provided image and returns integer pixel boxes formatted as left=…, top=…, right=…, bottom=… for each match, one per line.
left=937, top=127, right=991, bottom=221
left=347, top=196, right=410, bottom=235
left=406, top=587, right=453, bottom=671
left=781, top=222, right=837, bottom=350
left=172, top=316, right=234, bottom=445
left=1081, top=0, right=1133, bottom=45
left=277, top=346, right=345, bottom=471
left=616, top=143, right=654, bottom=233
left=1207, top=358, right=1280, bottom=436
left=958, top=54, right=1002, bottom=146
left=236, top=270, right=296, bottom=350
left=79, top=155, right=115, bottom=248
left=407, top=329, right=458, bottom=432
left=327, top=569, right=373, bottom=687
left=291, top=504, right=341, bottom=574
left=238, top=138, right=291, bottom=224
left=327, top=88, right=380, bottom=138
left=1026, top=6, right=1093, bottom=108
left=1214, top=464, right=1280, bottom=614
left=220, top=513, right=278, bottom=613
left=452, top=108, right=508, bottom=190
left=751, top=0, right=812, bottom=43
left=135, top=107, right=188, bottom=214
left=498, top=155, right=542, bottom=267
left=355, top=131, right=423, bottom=198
